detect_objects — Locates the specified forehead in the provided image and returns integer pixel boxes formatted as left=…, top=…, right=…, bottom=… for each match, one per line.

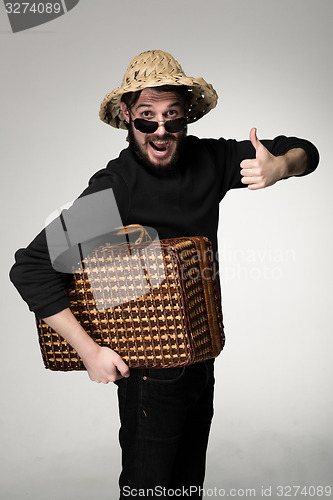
left=134, top=88, right=184, bottom=109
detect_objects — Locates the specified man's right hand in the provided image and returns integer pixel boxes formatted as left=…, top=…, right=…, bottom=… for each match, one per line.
left=82, top=345, right=130, bottom=384
left=43, top=308, right=130, bottom=383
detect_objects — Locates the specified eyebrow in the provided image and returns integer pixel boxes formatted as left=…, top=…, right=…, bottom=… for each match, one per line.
left=135, top=101, right=183, bottom=110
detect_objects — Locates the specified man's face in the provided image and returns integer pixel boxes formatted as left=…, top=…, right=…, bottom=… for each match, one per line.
left=121, top=88, right=187, bottom=172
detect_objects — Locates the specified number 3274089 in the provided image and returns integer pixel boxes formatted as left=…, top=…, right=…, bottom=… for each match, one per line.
left=277, top=485, right=332, bottom=497
left=5, top=3, right=62, bottom=14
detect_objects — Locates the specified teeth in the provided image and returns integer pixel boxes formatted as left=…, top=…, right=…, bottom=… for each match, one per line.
left=153, top=141, right=168, bottom=144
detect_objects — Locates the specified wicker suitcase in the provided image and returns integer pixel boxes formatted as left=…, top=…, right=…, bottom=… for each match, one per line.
left=36, top=224, right=225, bottom=370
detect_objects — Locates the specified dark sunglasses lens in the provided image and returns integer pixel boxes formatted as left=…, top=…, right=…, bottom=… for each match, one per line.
left=133, top=119, right=158, bottom=133
left=164, top=118, right=187, bottom=133
left=133, top=118, right=187, bottom=134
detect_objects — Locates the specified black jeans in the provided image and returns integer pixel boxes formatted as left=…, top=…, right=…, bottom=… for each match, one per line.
left=113, top=358, right=215, bottom=499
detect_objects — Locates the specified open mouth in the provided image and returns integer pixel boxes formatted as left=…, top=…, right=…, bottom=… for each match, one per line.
left=150, top=141, right=169, bottom=152
left=149, top=140, right=171, bottom=158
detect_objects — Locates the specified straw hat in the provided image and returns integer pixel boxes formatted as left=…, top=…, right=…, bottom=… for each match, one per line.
left=99, top=50, right=218, bottom=130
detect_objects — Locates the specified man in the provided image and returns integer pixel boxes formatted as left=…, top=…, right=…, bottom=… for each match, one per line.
left=10, top=50, right=319, bottom=499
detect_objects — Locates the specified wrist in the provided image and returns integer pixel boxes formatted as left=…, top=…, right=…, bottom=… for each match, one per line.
left=277, top=154, right=289, bottom=180
left=77, top=336, right=101, bottom=362
left=281, top=148, right=307, bottom=177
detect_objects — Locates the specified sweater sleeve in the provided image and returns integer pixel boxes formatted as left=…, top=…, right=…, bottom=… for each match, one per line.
left=214, top=135, right=319, bottom=201
left=9, top=167, right=129, bottom=319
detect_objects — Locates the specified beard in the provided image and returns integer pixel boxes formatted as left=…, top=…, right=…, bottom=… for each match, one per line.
left=128, top=122, right=187, bottom=173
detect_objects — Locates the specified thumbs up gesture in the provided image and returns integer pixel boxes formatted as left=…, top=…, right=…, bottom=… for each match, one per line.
left=240, top=128, right=286, bottom=190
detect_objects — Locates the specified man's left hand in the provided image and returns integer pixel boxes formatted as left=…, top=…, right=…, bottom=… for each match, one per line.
left=240, top=128, right=287, bottom=190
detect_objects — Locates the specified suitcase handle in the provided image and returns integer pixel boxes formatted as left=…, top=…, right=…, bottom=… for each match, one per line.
left=112, top=224, right=152, bottom=245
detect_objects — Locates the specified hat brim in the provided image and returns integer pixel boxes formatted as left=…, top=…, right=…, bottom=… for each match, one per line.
left=99, top=75, right=218, bottom=130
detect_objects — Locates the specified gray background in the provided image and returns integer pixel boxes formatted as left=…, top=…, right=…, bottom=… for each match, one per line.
left=1, top=1, right=332, bottom=499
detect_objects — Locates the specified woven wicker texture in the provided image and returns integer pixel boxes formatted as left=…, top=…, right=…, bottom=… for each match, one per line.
left=99, top=50, right=218, bottom=129
left=36, top=234, right=224, bottom=371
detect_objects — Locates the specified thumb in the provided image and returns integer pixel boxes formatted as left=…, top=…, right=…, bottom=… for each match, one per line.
left=250, top=127, right=261, bottom=152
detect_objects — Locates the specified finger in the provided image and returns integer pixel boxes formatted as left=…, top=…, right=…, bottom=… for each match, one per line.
left=240, top=168, right=261, bottom=177
left=240, top=158, right=257, bottom=170
left=247, top=182, right=265, bottom=190
left=241, top=176, right=262, bottom=185
left=114, top=357, right=130, bottom=378
left=250, top=127, right=261, bottom=152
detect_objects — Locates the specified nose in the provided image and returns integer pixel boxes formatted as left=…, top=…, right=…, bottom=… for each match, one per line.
left=155, top=121, right=167, bottom=136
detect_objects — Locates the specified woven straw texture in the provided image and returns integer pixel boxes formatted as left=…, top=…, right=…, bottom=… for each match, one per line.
left=36, top=235, right=224, bottom=371
left=99, top=50, right=218, bottom=129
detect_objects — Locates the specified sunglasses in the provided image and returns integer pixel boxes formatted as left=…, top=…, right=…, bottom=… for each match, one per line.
left=133, top=117, right=187, bottom=134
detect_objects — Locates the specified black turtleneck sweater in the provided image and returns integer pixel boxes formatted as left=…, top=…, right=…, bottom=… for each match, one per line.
left=9, top=134, right=319, bottom=319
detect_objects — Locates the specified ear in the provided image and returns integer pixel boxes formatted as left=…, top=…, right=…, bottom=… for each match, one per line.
left=120, top=102, right=130, bottom=123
